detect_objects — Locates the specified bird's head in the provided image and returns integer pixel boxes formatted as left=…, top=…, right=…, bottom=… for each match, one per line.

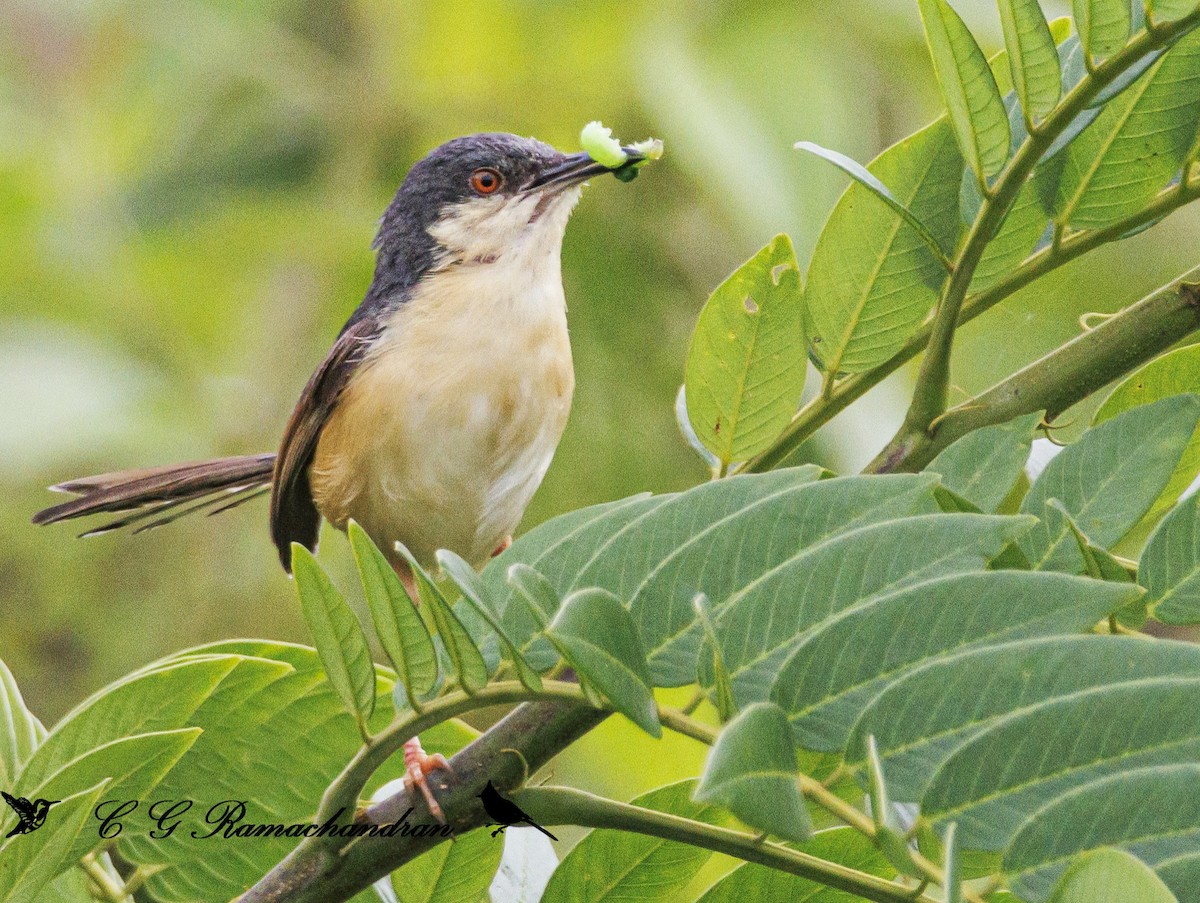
left=33, top=799, right=59, bottom=812
left=370, top=133, right=646, bottom=295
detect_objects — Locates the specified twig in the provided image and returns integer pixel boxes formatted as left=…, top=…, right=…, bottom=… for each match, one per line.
left=863, top=263, right=1200, bottom=472
left=886, top=12, right=1200, bottom=462
left=515, top=785, right=942, bottom=903
left=740, top=179, right=1200, bottom=475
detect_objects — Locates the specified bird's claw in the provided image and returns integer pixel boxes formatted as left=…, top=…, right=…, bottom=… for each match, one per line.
left=402, top=737, right=454, bottom=825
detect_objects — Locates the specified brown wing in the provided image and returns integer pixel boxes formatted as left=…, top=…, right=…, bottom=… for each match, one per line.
left=270, top=317, right=381, bottom=571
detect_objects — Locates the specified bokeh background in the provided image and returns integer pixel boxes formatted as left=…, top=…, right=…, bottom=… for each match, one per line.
left=3, top=0, right=1199, bottom=810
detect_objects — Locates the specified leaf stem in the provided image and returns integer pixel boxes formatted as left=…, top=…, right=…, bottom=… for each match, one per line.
left=514, top=785, right=942, bottom=903
left=658, top=706, right=719, bottom=743
left=79, top=855, right=133, bottom=903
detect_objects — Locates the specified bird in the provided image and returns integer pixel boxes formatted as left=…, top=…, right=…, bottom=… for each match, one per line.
left=32, top=132, right=650, bottom=822
left=2, top=792, right=59, bottom=838
left=478, top=780, right=558, bottom=841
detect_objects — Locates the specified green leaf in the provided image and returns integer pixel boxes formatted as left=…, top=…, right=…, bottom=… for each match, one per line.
left=540, top=780, right=734, bottom=903
left=805, top=119, right=963, bottom=374
left=0, top=782, right=108, bottom=903
left=1046, top=848, right=1179, bottom=903
left=630, top=473, right=939, bottom=686
left=709, top=512, right=1031, bottom=709
left=918, top=0, right=1011, bottom=181
left=488, top=466, right=916, bottom=684
left=771, top=569, right=1134, bottom=752
left=998, top=0, right=1062, bottom=123
left=505, top=562, right=559, bottom=631
left=693, top=594, right=735, bottom=723
left=1003, top=764, right=1200, bottom=901
left=696, top=702, right=811, bottom=841
left=438, top=549, right=543, bottom=692
left=924, top=412, right=1043, bottom=512
left=794, top=141, right=954, bottom=266
left=489, top=493, right=679, bottom=672
left=1046, top=499, right=1134, bottom=584
left=0, top=656, right=43, bottom=788
left=1018, top=395, right=1200, bottom=572
left=394, top=542, right=489, bottom=694
left=14, top=655, right=269, bottom=795
left=291, top=543, right=376, bottom=728
left=545, top=588, right=660, bottom=737
left=1095, top=344, right=1200, bottom=519
left=485, top=475, right=965, bottom=710
left=1148, top=0, right=1200, bottom=24
left=694, top=827, right=894, bottom=902
left=1074, top=0, right=1132, bottom=61
left=849, top=635, right=1200, bottom=803
left=16, top=729, right=201, bottom=864
left=388, top=826, right=504, bottom=903
left=922, top=670, right=1200, bottom=852
left=34, top=858, right=116, bottom=903
left=1140, top=490, right=1200, bottom=623
left=1056, top=30, right=1200, bottom=228
left=684, top=234, right=805, bottom=467
left=348, top=521, right=438, bottom=708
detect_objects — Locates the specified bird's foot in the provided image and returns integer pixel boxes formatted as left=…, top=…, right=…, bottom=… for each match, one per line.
left=492, top=535, right=512, bottom=558
left=402, top=736, right=453, bottom=825
left=490, top=825, right=507, bottom=837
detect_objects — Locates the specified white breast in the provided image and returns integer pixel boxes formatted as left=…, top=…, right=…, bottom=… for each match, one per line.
left=308, top=247, right=575, bottom=569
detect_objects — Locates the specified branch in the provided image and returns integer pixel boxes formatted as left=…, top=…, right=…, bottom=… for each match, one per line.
left=740, top=179, right=1200, bottom=475
left=514, top=785, right=941, bottom=903
left=311, top=680, right=588, bottom=842
left=238, top=699, right=607, bottom=903
left=896, top=11, right=1200, bottom=441
left=865, top=265, right=1200, bottom=473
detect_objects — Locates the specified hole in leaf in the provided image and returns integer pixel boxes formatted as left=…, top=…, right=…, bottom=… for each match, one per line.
left=744, top=295, right=759, bottom=314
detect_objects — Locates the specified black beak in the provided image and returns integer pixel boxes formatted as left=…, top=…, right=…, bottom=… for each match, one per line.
left=523, top=148, right=646, bottom=191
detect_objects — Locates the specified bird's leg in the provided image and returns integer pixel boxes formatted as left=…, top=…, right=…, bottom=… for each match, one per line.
left=492, top=535, right=512, bottom=558
left=403, top=736, right=453, bottom=824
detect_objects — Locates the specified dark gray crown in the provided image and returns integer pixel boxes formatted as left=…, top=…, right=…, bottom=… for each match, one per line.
left=365, top=134, right=559, bottom=304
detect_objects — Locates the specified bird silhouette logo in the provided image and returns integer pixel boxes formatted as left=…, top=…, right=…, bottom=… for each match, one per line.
left=2, top=791, right=59, bottom=838
left=478, top=781, right=558, bottom=841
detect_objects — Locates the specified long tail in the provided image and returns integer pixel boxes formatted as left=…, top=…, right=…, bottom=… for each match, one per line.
left=32, top=454, right=276, bottom=536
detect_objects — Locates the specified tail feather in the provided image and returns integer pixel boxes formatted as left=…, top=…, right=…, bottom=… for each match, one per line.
left=33, top=454, right=276, bottom=534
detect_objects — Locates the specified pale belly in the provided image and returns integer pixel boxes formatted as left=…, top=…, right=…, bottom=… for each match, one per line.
left=308, top=278, right=574, bottom=569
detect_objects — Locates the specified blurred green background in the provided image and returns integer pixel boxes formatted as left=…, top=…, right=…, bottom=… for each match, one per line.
left=4, top=0, right=1200, bottom=808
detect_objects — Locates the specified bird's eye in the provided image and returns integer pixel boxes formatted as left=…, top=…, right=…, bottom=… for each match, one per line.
left=469, top=168, right=503, bottom=195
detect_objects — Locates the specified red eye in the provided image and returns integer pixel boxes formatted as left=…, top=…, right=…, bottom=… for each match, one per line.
left=470, top=168, right=503, bottom=195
